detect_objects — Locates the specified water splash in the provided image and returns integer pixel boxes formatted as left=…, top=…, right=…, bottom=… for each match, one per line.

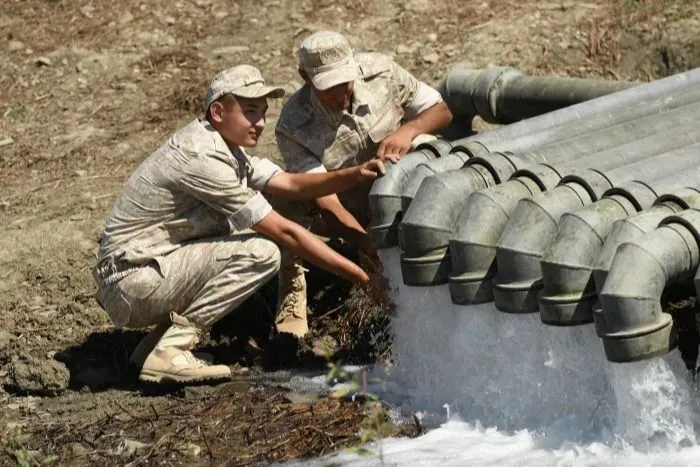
left=378, top=246, right=700, bottom=454
left=607, top=353, right=698, bottom=451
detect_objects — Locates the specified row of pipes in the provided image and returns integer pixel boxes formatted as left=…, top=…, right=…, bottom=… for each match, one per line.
left=367, top=66, right=700, bottom=364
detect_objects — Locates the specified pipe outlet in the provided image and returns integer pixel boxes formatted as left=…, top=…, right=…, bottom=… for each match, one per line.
left=399, top=152, right=530, bottom=285
left=595, top=209, right=700, bottom=362
left=368, top=149, right=438, bottom=249
left=493, top=182, right=600, bottom=313
left=592, top=188, right=700, bottom=294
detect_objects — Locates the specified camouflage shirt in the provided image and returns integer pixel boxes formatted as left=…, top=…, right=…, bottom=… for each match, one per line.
left=97, top=118, right=282, bottom=266
left=275, top=52, right=440, bottom=174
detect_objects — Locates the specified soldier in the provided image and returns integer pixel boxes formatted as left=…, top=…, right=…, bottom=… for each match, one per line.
left=274, top=30, right=453, bottom=337
left=92, top=64, right=386, bottom=385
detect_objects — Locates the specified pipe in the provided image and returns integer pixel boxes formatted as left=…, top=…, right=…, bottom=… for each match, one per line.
left=492, top=128, right=700, bottom=313
left=370, top=69, right=700, bottom=249
left=439, top=66, right=633, bottom=124
left=367, top=139, right=453, bottom=249
left=426, top=100, right=700, bottom=291
left=398, top=152, right=534, bottom=285
left=401, top=84, right=700, bottom=212
left=595, top=209, right=700, bottom=363
left=592, top=190, right=700, bottom=295
left=539, top=156, right=700, bottom=326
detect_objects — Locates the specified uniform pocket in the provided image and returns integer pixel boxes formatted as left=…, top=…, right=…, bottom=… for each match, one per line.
left=368, top=105, right=403, bottom=144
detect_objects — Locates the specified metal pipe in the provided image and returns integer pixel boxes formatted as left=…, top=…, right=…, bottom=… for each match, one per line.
left=426, top=100, right=700, bottom=291
left=595, top=209, right=700, bottom=363
left=492, top=130, right=700, bottom=313
left=398, top=152, right=533, bottom=285
left=367, top=139, right=453, bottom=249
left=439, top=66, right=633, bottom=124
left=592, top=190, right=700, bottom=294
left=539, top=157, right=700, bottom=326
left=401, top=84, right=700, bottom=212
left=369, top=68, right=700, bottom=250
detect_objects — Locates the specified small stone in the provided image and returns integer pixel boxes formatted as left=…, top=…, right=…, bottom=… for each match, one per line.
left=80, top=5, right=95, bottom=18
left=214, top=11, right=228, bottom=19
left=180, top=442, right=201, bottom=458
left=427, top=33, right=438, bottom=42
left=422, top=52, right=439, bottom=64
left=8, top=40, right=25, bottom=52
left=559, top=40, right=570, bottom=49
left=61, top=58, right=68, bottom=66
left=396, top=44, right=411, bottom=55
left=25, top=48, right=34, bottom=55
left=36, top=56, right=52, bottom=67
left=165, top=16, right=176, bottom=25
left=0, top=137, right=14, bottom=147
left=74, top=169, right=88, bottom=177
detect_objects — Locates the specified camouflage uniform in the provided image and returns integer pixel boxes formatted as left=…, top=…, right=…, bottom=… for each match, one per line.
left=93, top=65, right=285, bottom=383
left=273, top=31, right=443, bottom=336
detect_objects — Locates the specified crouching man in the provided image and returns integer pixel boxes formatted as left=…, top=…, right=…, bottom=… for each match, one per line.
left=92, top=65, right=385, bottom=385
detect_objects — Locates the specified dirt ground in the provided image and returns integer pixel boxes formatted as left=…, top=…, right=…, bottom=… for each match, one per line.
left=2, top=0, right=700, bottom=465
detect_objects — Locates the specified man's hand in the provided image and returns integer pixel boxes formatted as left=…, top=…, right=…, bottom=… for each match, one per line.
left=375, top=126, right=418, bottom=163
left=356, top=159, right=386, bottom=182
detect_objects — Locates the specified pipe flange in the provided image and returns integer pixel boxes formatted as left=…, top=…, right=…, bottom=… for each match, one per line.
left=493, top=277, right=543, bottom=314
left=539, top=291, right=597, bottom=326
left=472, top=67, right=519, bottom=124
left=400, top=250, right=451, bottom=286
left=596, top=312, right=676, bottom=363
left=448, top=272, right=494, bottom=304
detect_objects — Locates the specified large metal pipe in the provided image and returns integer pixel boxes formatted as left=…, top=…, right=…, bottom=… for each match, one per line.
left=367, top=139, right=453, bottom=249
left=592, top=190, right=700, bottom=294
left=398, top=151, right=534, bottom=285
left=404, top=100, right=700, bottom=287
left=595, top=209, right=700, bottom=363
left=369, top=68, right=700, bottom=250
left=400, top=84, right=700, bottom=212
left=439, top=66, right=633, bottom=124
left=539, top=157, right=700, bottom=326
left=492, top=130, right=700, bottom=314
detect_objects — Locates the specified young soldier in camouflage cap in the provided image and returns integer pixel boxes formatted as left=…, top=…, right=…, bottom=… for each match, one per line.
left=274, top=31, right=453, bottom=337
left=93, top=64, right=386, bottom=385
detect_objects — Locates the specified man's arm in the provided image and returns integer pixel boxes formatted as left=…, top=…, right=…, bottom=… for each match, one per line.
left=263, top=159, right=385, bottom=201
left=376, top=101, right=452, bottom=162
left=252, top=210, right=369, bottom=285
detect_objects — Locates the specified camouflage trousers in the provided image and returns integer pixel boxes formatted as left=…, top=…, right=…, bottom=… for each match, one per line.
left=94, top=234, right=281, bottom=331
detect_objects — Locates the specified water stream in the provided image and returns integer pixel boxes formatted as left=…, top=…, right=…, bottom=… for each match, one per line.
left=300, top=248, right=700, bottom=465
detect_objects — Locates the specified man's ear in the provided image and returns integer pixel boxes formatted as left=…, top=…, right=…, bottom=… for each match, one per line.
left=208, top=101, right=225, bottom=123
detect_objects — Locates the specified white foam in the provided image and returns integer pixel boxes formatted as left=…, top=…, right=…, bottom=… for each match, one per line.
left=301, top=248, right=700, bottom=465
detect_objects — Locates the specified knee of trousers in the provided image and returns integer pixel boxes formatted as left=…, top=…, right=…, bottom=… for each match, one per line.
left=248, top=237, right=282, bottom=275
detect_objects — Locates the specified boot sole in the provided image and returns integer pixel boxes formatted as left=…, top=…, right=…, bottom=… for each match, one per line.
left=139, top=370, right=231, bottom=384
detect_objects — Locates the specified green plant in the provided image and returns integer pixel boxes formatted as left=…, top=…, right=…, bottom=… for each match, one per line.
left=3, top=428, right=58, bottom=467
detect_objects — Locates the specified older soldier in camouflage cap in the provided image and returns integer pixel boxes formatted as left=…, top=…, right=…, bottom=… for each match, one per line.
left=93, top=64, right=386, bottom=385
left=274, top=31, right=453, bottom=337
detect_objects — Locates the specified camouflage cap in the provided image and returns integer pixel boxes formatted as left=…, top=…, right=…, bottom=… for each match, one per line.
left=298, top=31, right=358, bottom=90
left=203, top=65, right=285, bottom=112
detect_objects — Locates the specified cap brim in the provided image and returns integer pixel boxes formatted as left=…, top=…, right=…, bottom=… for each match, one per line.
left=310, top=62, right=358, bottom=90
left=232, top=83, right=286, bottom=99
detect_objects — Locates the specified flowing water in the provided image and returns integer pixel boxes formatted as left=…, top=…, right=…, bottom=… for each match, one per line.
left=301, top=248, right=700, bottom=465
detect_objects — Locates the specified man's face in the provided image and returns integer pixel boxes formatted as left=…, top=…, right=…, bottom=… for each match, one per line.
left=213, top=95, right=268, bottom=148
left=312, top=80, right=354, bottom=112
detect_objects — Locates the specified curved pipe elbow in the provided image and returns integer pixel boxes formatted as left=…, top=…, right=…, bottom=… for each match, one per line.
left=399, top=165, right=497, bottom=285
left=539, top=197, right=637, bottom=325
left=596, top=211, right=700, bottom=362
left=368, top=149, right=437, bottom=249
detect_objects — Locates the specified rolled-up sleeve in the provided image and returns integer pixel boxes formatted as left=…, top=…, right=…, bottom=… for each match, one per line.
left=275, top=130, right=326, bottom=174
left=405, top=82, right=443, bottom=119
left=247, top=156, right=284, bottom=191
left=179, top=156, right=272, bottom=231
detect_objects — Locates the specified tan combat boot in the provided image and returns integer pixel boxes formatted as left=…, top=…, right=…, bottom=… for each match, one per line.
left=275, top=260, right=309, bottom=338
left=140, top=313, right=231, bottom=384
